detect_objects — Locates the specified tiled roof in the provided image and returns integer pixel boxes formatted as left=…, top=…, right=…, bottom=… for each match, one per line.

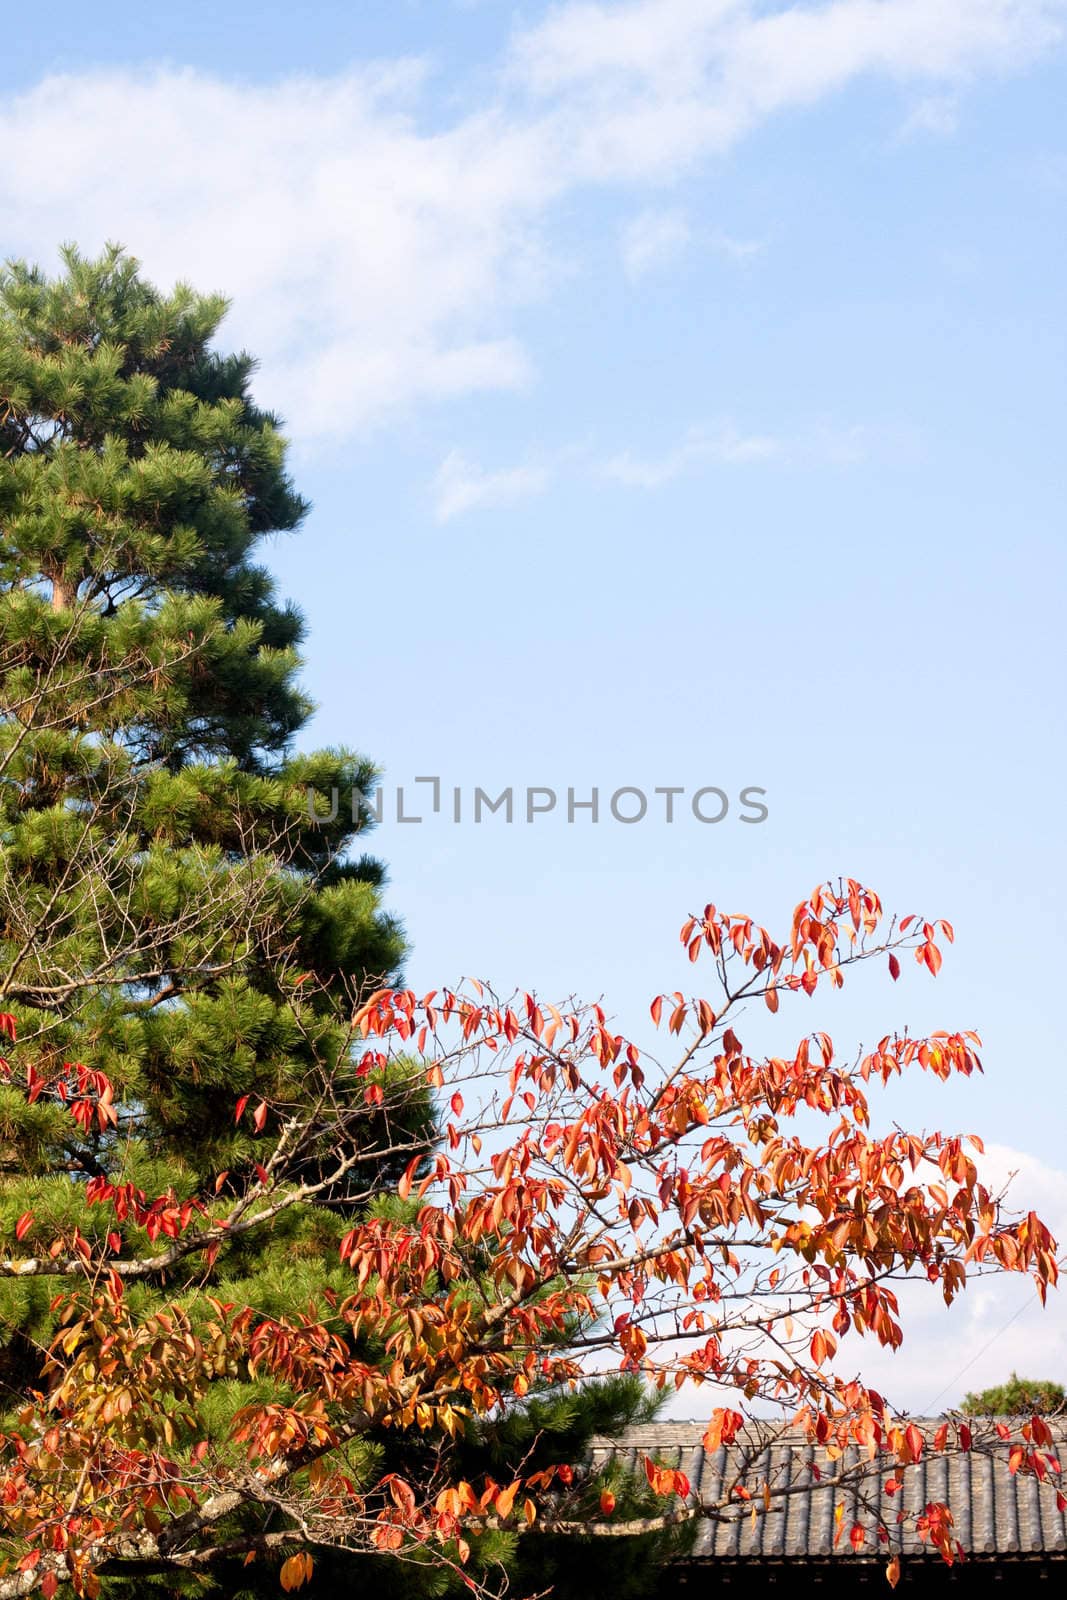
left=589, top=1421, right=1067, bottom=1561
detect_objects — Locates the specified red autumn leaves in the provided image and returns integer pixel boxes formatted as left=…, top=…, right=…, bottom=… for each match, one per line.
left=1, top=878, right=1061, bottom=1597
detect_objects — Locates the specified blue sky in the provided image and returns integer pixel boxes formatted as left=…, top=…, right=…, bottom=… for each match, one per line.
left=3, top=0, right=1065, bottom=1407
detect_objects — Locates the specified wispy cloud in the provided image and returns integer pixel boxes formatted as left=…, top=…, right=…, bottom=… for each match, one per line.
left=619, top=207, right=691, bottom=279
left=620, top=213, right=764, bottom=281
left=433, top=420, right=895, bottom=509
left=601, top=423, right=781, bottom=487
left=707, top=229, right=766, bottom=262
left=432, top=451, right=550, bottom=521
left=1, top=2, right=1062, bottom=445
left=897, top=92, right=961, bottom=138
left=597, top=419, right=916, bottom=486
left=510, top=0, right=1064, bottom=181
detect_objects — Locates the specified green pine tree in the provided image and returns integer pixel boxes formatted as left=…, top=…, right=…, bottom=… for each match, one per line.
left=961, top=1372, right=1065, bottom=1416
left=0, top=248, right=682, bottom=1599
left=0, top=244, right=421, bottom=1581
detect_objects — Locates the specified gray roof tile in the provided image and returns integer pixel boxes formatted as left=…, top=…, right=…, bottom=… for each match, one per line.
left=589, top=1421, right=1067, bottom=1561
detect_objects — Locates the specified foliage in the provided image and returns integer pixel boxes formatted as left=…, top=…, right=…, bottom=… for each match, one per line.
left=962, top=1373, right=1065, bottom=1416
left=0, top=873, right=1061, bottom=1597
left=0, top=247, right=688, bottom=1599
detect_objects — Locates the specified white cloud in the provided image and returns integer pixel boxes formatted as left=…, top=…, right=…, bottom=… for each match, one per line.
left=980, top=1141, right=1067, bottom=1237
left=0, top=2, right=1062, bottom=445
left=708, top=229, right=766, bottom=261
left=436, top=418, right=898, bottom=502
left=898, top=92, right=961, bottom=137
left=619, top=207, right=691, bottom=279
left=0, top=67, right=551, bottom=447
left=510, top=1, right=1065, bottom=180
left=601, top=423, right=781, bottom=486
left=659, top=1141, right=1067, bottom=1420
left=597, top=417, right=906, bottom=486
left=432, top=450, right=550, bottom=520
left=838, top=1143, right=1067, bottom=1414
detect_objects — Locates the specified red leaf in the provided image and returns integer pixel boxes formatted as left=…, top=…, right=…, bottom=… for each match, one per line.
left=650, top=996, right=663, bottom=1026
left=252, top=1101, right=268, bottom=1133
left=14, top=1212, right=33, bottom=1242
left=888, top=953, right=900, bottom=981
left=234, top=1095, right=249, bottom=1125
left=600, top=1489, right=616, bottom=1515
left=451, top=1091, right=464, bottom=1117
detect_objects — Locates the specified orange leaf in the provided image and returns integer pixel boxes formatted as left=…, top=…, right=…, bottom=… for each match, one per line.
left=280, top=1554, right=310, bottom=1592
left=495, top=1482, right=519, bottom=1519
left=600, top=1489, right=616, bottom=1515
left=886, top=1555, right=901, bottom=1589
